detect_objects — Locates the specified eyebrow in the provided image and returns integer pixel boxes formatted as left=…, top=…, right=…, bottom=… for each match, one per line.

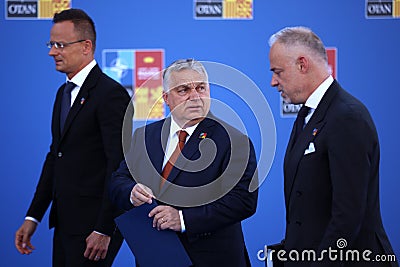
left=174, top=82, right=207, bottom=89
left=195, top=82, right=207, bottom=87
left=270, top=67, right=282, bottom=72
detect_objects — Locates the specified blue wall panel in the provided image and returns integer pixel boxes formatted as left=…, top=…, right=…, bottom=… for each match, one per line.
left=1, top=1, right=398, bottom=266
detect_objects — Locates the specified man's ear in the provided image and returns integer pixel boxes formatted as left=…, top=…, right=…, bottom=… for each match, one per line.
left=82, top=40, right=93, bottom=55
left=162, top=92, right=168, bottom=106
left=296, top=56, right=308, bottom=72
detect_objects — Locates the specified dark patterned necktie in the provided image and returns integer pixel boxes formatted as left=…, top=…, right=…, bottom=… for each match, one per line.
left=293, top=105, right=310, bottom=143
left=60, top=81, right=76, bottom=133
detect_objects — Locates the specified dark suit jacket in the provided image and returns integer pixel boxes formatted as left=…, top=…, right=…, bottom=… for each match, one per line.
left=26, top=64, right=130, bottom=236
left=109, top=115, right=258, bottom=267
left=281, top=80, right=397, bottom=266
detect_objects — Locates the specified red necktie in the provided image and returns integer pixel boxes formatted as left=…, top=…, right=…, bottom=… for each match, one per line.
left=160, top=130, right=188, bottom=187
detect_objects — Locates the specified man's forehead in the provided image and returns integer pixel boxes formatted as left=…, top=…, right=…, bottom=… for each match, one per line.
left=169, top=70, right=208, bottom=86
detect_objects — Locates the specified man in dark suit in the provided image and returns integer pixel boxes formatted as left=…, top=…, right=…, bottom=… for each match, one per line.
left=14, top=9, right=130, bottom=267
left=267, top=26, right=398, bottom=266
left=109, top=59, right=258, bottom=267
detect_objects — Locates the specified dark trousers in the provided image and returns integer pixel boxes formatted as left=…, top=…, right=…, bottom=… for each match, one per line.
left=52, top=228, right=124, bottom=267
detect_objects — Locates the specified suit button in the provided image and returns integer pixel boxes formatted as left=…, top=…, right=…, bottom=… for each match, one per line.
left=58, top=152, right=63, bottom=158
left=296, top=191, right=302, bottom=196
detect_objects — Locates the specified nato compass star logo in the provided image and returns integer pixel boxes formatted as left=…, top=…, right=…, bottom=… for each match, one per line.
left=109, top=57, right=129, bottom=80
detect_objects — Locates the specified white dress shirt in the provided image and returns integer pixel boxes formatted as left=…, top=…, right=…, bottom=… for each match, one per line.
left=162, top=117, right=198, bottom=168
left=162, top=116, right=200, bottom=232
left=66, top=59, right=97, bottom=106
left=304, top=75, right=334, bottom=124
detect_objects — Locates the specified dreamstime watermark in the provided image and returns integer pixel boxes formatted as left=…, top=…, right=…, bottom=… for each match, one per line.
left=257, top=238, right=397, bottom=263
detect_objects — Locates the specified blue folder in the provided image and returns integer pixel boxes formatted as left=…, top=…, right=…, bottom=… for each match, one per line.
left=115, top=201, right=193, bottom=267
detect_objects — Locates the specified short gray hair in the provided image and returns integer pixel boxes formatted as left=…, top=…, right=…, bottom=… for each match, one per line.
left=268, top=26, right=328, bottom=63
left=162, top=59, right=208, bottom=92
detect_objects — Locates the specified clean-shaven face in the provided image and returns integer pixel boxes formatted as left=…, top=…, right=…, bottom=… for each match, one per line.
left=163, top=69, right=210, bottom=128
left=48, top=21, right=87, bottom=79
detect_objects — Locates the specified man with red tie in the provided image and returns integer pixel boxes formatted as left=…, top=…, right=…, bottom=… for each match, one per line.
left=109, top=59, right=258, bottom=266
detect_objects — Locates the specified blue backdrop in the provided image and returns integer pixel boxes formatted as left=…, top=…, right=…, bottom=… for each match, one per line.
left=1, top=1, right=399, bottom=266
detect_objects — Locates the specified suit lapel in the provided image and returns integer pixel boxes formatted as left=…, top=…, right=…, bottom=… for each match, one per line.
left=284, top=121, right=325, bottom=204
left=159, top=117, right=216, bottom=195
left=156, top=118, right=171, bottom=173
left=59, top=65, right=101, bottom=142
left=284, top=81, right=340, bottom=206
left=144, top=119, right=170, bottom=192
left=286, top=121, right=297, bottom=153
left=53, top=84, right=65, bottom=142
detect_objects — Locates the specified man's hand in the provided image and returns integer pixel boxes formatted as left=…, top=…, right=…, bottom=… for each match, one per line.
left=149, top=205, right=182, bottom=232
left=130, top=183, right=154, bottom=207
left=84, top=232, right=111, bottom=261
left=15, top=220, right=37, bottom=254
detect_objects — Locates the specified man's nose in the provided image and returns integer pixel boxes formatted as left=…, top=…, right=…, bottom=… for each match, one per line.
left=48, top=46, right=58, bottom=56
left=188, top=87, right=200, bottom=99
left=270, top=75, right=278, bottom=87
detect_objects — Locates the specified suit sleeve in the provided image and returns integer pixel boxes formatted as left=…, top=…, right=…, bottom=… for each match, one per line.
left=182, top=134, right=258, bottom=234
left=94, top=84, right=131, bottom=235
left=26, top=150, right=55, bottom=222
left=318, top=109, right=377, bottom=251
left=26, top=89, right=63, bottom=222
left=108, top=160, right=136, bottom=211
left=108, top=129, right=140, bottom=211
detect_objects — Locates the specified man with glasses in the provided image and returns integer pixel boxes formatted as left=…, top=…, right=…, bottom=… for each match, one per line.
left=15, top=8, right=130, bottom=267
left=109, top=59, right=258, bottom=266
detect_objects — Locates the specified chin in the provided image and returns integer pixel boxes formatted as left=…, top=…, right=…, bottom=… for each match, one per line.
left=188, top=115, right=204, bottom=121
left=187, top=114, right=205, bottom=123
left=282, top=97, right=292, bottom=104
left=55, top=66, right=66, bottom=73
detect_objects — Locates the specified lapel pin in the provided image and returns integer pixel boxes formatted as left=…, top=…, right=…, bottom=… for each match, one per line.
left=199, top=132, right=207, bottom=139
left=312, top=128, right=318, bottom=136
left=80, top=97, right=85, bottom=105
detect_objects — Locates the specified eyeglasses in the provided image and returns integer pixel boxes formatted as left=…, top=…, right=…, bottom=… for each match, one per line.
left=46, top=39, right=86, bottom=49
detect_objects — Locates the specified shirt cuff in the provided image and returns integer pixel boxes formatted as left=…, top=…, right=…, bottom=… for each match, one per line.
left=179, top=210, right=186, bottom=233
left=25, top=216, right=39, bottom=224
left=94, top=231, right=108, bottom=236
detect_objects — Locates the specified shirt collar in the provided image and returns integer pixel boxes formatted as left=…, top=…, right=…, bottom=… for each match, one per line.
left=66, top=59, right=97, bottom=87
left=305, top=75, right=334, bottom=110
left=169, top=116, right=199, bottom=139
